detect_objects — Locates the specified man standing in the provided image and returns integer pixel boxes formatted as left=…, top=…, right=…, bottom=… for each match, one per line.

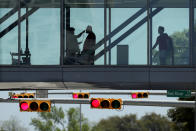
left=66, top=27, right=85, bottom=57
left=152, top=26, right=170, bottom=65
left=81, top=25, right=96, bottom=65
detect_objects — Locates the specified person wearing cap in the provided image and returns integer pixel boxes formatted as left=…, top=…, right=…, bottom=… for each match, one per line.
left=81, top=25, right=96, bottom=65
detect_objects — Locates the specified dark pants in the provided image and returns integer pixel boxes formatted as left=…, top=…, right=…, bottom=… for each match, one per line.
left=81, top=50, right=95, bottom=65
left=159, top=50, right=174, bottom=65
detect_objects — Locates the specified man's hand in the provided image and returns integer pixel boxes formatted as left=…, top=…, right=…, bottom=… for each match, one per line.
left=82, top=30, right=85, bottom=33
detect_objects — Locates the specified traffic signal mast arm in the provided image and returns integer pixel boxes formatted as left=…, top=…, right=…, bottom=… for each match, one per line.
left=0, top=98, right=195, bottom=108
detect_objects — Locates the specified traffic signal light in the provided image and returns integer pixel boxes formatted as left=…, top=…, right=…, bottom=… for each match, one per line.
left=12, top=93, right=35, bottom=98
left=19, top=100, right=51, bottom=112
left=72, top=93, right=89, bottom=99
left=131, top=92, right=149, bottom=99
left=91, top=98, right=122, bottom=109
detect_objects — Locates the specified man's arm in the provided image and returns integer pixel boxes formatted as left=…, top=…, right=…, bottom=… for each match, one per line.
left=76, top=30, right=85, bottom=38
left=152, top=37, right=159, bottom=49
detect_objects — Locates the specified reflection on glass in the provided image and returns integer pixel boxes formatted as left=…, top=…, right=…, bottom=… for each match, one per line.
left=64, top=8, right=103, bottom=65
left=152, top=26, right=174, bottom=65
left=110, top=8, right=147, bottom=65
left=0, top=1, right=18, bottom=65
left=28, top=8, right=60, bottom=65
left=152, top=8, right=189, bottom=65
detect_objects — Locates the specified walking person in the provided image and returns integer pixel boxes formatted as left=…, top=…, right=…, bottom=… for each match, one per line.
left=152, top=26, right=173, bottom=65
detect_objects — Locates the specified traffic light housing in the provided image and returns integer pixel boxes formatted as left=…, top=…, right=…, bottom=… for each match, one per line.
left=19, top=100, right=51, bottom=112
left=91, top=98, right=122, bottom=109
left=12, top=93, right=35, bottom=98
left=72, top=93, right=89, bottom=99
left=131, top=92, right=149, bottom=99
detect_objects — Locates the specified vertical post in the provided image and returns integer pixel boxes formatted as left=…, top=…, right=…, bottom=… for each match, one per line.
left=193, top=3, right=196, bottom=131
left=189, top=0, right=193, bottom=66
left=18, top=0, right=21, bottom=65
left=104, top=2, right=107, bottom=65
left=195, top=86, right=196, bottom=131
left=109, top=7, right=111, bottom=65
left=194, top=91, right=196, bottom=131
left=147, top=0, right=151, bottom=90
left=193, top=3, right=196, bottom=66
left=79, top=90, right=82, bottom=131
left=60, top=0, right=65, bottom=65
left=66, top=7, right=70, bottom=29
left=26, top=8, right=28, bottom=52
left=149, top=8, right=152, bottom=65
left=147, top=0, right=150, bottom=66
left=25, top=7, right=30, bottom=65
left=65, top=6, right=70, bottom=57
left=103, top=0, right=109, bottom=65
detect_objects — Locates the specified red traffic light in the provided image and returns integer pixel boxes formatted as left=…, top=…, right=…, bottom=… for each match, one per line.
left=20, top=102, right=29, bottom=111
left=12, top=93, right=35, bottom=98
left=72, top=93, right=89, bottom=99
left=131, top=92, right=149, bottom=99
left=131, top=93, right=137, bottom=98
left=73, top=93, right=78, bottom=99
left=19, top=100, right=51, bottom=112
left=91, top=98, right=122, bottom=109
left=13, top=96, right=18, bottom=98
left=91, top=99, right=100, bottom=108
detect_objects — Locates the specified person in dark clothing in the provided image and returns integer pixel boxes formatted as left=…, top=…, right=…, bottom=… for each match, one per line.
left=66, top=27, right=85, bottom=57
left=64, top=27, right=85, bottom=65
left=81, top=25, right=96, bottom=65
left=152, top=26, right=170, bottom=65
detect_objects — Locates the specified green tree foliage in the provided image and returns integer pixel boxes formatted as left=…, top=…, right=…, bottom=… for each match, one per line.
left=0, top=116, right=28, bottom=131
left=31, top=106, right=66, bottom=131
left=92, top=114, right=143, bottom=131
left=171, top=30, right=189, bottom=65
left=30, top=106, right=90, bottom=131
left=67, top=108, right=90, bottom=131
left=167, top=96, right=195, bottom=131
left=153, top=29, right=189, bottom=65
left=140, top=113, right=173, bottom=131
left=92, top=113, right=172, bottom=131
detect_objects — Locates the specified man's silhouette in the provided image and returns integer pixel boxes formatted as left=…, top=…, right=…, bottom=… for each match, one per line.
left=153, top=26, right=171, bottom=65
left=66, top=27, right=85, bottom=57
left=81, top=25, right=96, bottom=65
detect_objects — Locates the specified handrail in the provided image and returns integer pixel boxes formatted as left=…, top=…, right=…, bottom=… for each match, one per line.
left=0, top=8, right=39, bottom=38
left=95, top=8, right=163, bottom=61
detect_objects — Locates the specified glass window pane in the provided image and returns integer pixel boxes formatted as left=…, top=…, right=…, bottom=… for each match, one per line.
left=0, top=0, right=18, bottom=65
left=151, top=0, right=189, bottom=65
left=23, top=1, right=60, bottom=65
left=110, top=7, right=147, bottom=65
left=29, top=8, right=60, bottom=65
left=65, top=8, right=104, bottom=65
